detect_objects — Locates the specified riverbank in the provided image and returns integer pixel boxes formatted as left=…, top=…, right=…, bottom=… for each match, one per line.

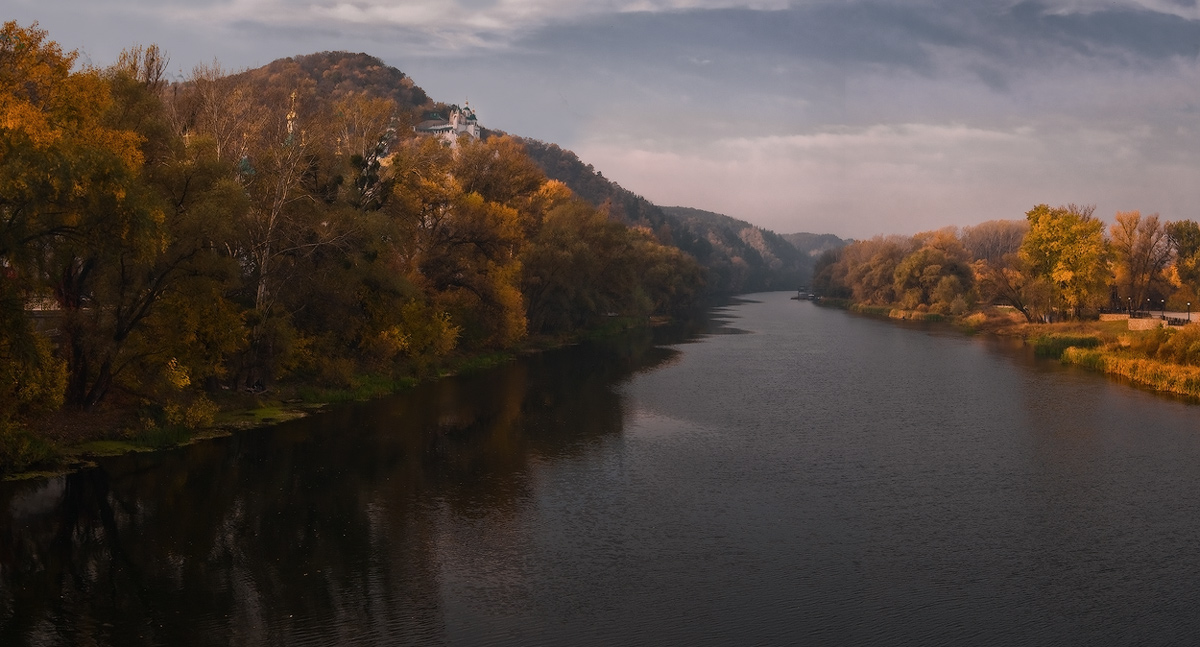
left=821, top=299, right=1200, bottom=402
left=1, top=315, right=664, bottom=481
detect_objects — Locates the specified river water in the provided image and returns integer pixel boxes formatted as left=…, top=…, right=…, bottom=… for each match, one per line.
left=3, top=292, right=1200, bottom=646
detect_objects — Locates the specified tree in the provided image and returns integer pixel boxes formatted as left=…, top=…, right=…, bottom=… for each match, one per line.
left=963, top=219, right=1039, bottom=320
left=1020, top=204, right=1109, bottom=319
left=1110, top=211, right=1171, bottom=312
left=892, top=228, right=973, bottom=313
left=170, top=61, right=261, bottom=163
left=1167, top=220, right=1200, bottom=302
left=454, top=136, right=546, bottom=212
left=842, top=236, right=912, bottom=305
left=332, top=93, right=397, bottom=211
left=962, top=219, right=1027, bottom=266
left=1, top=23, right=169, bottom=408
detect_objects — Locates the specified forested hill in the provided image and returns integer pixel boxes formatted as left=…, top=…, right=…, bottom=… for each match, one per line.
left=229, top=52, right=485, bottom=135
left=518, top=139, right=811, bottom=294
left=781, top=232, right=852, bottom=266
left=236, top=52, right=432, bottom=112
left=224, top=56, right=819, bottom=294
left=659, top=206, right=810, bottom=293
left=3, top=26, right=708, bottom=473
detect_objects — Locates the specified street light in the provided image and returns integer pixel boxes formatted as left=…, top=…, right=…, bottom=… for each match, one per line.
left=1189, top=302, right=1192, bottom=323
left=1162, top=299, right=1166, bottom=318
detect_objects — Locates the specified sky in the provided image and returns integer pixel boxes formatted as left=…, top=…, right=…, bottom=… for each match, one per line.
left=9, top=0, right=1200, bottom=238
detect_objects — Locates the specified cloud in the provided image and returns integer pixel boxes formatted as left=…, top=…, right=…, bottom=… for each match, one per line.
left=575, top=121, right=1200, bottom=237
left=155, top=0, right=791, bottom=53
left=13, top=0, right=1200, bottom=238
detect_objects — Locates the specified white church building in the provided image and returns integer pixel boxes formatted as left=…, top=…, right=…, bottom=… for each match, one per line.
left=414, top=103, right=481, bottom=145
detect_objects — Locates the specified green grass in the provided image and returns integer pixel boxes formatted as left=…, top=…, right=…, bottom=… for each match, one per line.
left=293, top=374, right=419, bottom=403
left=1031, top=333, right=1101, bottom=359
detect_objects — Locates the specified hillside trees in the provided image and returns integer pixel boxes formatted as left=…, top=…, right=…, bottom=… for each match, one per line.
left=0, top=23, right=707, bottom=456
left=521, top=184, right=702, bottom=334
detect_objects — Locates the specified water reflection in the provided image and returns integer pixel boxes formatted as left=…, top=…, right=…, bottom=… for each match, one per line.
left=0, top=326, right=682, bottom=647
left=7, top=295, right=1200, bottom=646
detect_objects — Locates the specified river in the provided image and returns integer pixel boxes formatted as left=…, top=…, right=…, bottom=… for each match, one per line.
left=3, top=292, right=1200, bottom=646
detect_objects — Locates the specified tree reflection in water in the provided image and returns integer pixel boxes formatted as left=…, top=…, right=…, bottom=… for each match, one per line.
left=0, top=324, right=686, bottom=646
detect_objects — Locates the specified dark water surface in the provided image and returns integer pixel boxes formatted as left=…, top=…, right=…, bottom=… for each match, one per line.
left=4, top=292, right=1200, bottom=646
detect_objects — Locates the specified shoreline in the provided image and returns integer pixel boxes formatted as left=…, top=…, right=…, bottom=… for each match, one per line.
left=819, top=299, right=1200, bottom=403
left=4, top=315, right=669, bottom=483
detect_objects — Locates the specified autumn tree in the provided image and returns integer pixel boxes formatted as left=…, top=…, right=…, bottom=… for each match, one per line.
left=962, top=220, right=1041, bottom=320
left=1110, top=211, right=1171, bottom=312
left=1020, top=204, right=1109, bottom=320
left=332, top=93, right=397, bottom=210
left=1167, top=220, right=1200, bottom=305
left=170, top=61, right=261, bottom=162
left=839, top=236, right=912, bottom=305
left=812, top=248, right=850, bottom=298
left=522, top=183, right=700, bottom=333
left=0, top=23, right=175, bottom=408
left=962, top=219, right=1027, bottom=266
left=892, top=228, right=974, bottom=313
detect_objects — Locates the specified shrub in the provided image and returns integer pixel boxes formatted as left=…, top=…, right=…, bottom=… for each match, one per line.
left=0, top=420, right=56, bottom=476
left=1155, top=326, right=1200, bottom=367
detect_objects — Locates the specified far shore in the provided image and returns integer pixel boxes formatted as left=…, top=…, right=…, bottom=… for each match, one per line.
left=818, top=298, right=1200, bottom=402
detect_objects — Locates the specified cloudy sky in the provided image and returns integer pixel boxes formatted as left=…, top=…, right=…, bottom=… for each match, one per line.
left=10, top=0, right=1200, bottom=237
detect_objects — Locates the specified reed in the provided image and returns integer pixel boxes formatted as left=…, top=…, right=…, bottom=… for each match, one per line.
left=1062, top=348, right=1200, bottom=398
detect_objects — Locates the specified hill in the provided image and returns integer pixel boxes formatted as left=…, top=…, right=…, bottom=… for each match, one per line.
left=781, top=232, right=851, bottom=261
left=226, top=53, right=825, bottom=295
left=659, top=206, right=811, bottom=293
left=519, top=139, right=810, bottom=293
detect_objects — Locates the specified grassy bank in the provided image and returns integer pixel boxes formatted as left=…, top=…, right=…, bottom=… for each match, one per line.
left=947, top=309, right=1200, bottom=397
left=822, top=298, right=1200, bottom=401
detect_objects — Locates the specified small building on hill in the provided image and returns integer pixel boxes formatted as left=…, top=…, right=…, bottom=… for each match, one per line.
left=414, top=103, right=480, bottom=146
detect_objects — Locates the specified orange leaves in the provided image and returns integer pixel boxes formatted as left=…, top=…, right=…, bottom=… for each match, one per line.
left=1, top=22, right=141, bottom=171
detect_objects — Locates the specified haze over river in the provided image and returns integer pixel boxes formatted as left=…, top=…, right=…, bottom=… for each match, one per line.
left=4, top=292, right=1200, bottom=646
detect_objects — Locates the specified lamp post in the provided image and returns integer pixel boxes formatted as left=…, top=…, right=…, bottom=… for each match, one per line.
left=1162, top=299, right=1166, bottom=318
left=1189, top=302, right=1192, bottom=323
left=1128, top=296, right=1132, bottom=315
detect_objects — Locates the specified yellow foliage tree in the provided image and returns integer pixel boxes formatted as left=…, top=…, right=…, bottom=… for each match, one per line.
left=1020, top=204, right=1109, bottom=319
